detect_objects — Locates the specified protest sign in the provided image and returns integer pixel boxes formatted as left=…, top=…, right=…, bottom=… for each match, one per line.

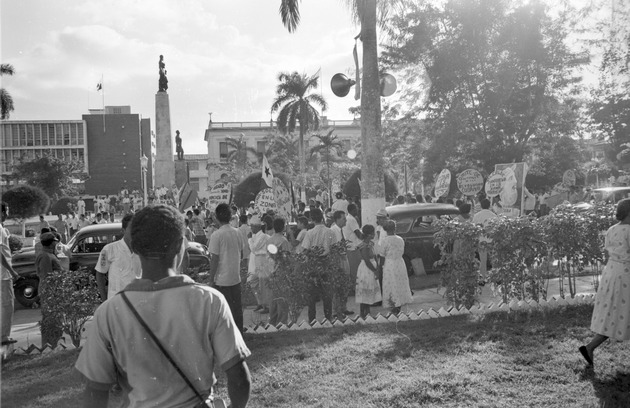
left=457, top=169, right=484, bottom=196
left=254, top=188, right=277, bottom=215
left=273, top=178, right=292, bottom=220
left=485, top=171, right=503, bottom=198
left=562, top=170, right=576, bottom=187
left=206, top=182, right=232, bottom=210
left=494, top=163, right=528, bottom=217
left=434, top=169, right=451, bottom=198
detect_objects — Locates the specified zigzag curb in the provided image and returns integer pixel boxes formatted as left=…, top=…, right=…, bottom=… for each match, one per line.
left=2, top=293, right=595, bottom=356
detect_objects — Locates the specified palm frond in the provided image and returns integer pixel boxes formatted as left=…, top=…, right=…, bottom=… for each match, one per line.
left=1, top=88, right=14, bottom=120
left=0, top=64, right=15, bottom=76
left=305, top=93, right=328, bottom=111
left=279, top=0, right=301, bottom=33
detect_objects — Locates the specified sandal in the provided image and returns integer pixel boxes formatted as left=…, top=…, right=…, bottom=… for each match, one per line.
left=579, top=346, right=593, bottom=366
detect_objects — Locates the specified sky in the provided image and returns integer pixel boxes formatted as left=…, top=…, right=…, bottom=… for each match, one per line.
left=1, top=0, right=365, bottom=154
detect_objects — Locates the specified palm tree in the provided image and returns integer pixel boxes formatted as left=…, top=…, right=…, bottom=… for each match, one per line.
left=277, top=0, right=387, bottom=225
left=270, top=71, right=328, bottom=182
left=1, top=63, right=15, bottom=119
left=309, top=129, right=344, bottom=207
left=225, top=133, right=258, bottom=182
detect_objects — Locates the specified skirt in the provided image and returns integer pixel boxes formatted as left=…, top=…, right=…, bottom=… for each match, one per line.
left=355, top=261, right=382, bottom=304
left=590, top=260, right=630, bottom=341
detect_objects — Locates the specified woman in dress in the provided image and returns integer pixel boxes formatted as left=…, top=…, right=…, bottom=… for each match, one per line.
left=355, top=225, right=381, bottom=318
left=579, top=198, right=630, bottom=366
left=379, top=220, right=413, bottom=314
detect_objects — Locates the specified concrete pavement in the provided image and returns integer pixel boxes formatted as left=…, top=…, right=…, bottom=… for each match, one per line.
left=6, top=274, right=598, bottom=351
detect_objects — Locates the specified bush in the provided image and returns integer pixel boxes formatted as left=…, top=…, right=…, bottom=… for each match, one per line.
left=41, top=268, right=101, bottom=348
left=8, top=234, right=23, bottom=253
left=1, top=185, right=50, bottom=220
left=50, top=196, right=77, bottom=215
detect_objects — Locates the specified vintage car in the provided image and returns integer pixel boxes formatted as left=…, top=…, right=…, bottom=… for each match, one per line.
left=385, top=203, right=461, bottom=275
left=12, top=223, right=210, bottom=307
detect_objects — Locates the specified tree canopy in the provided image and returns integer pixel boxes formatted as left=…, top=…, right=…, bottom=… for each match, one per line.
left=0, top=63, right=15, bottom=119
left=11, top=156, right=83, bottom=200
left=1, top=185, right=50, bottom=220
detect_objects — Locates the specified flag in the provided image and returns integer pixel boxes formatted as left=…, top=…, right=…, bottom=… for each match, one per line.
left=262, top=154, right=273, bottom=188
left=178, top=182, right=198, bottom=212
left=96, top=82, right=102, bottom=91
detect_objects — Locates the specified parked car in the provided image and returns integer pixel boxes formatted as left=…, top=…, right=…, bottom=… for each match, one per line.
left=12, top=223, right=210, bottom=307
left=385, top=203, right=461, bottom=275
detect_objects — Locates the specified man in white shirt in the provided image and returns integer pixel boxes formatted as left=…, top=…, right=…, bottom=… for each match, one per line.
left=301, top=208, right=338, bottom=322
left=76, top=197, right=86, bottom=216
left=95, top=214, right=141, bottom=300
left=471, top=198, right=498, bottom=280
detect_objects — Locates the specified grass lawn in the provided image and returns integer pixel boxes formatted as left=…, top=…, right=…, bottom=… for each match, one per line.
left=3, top=304, right=630, bottom=407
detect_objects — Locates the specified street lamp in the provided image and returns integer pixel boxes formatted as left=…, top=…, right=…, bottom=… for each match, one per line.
left=140, top=154, right=148, bottom=207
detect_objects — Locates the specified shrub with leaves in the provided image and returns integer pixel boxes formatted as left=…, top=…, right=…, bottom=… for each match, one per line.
left=579, top=202, right=616, bottom=291
left=433, top=218, right=482, bottom=309
left=8, top=234, right=23, bottom=253
left=41, top=267, right=100, bottom=348
left=485, top=216, right=547, bottom=303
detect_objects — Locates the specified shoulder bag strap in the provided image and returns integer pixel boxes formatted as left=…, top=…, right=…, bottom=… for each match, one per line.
left=119, top=291, right=207, bottom=405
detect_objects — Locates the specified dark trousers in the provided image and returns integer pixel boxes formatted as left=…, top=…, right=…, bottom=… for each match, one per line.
left=307, top=285, right=333, bottom=323
left=214, top=283, right=243, bottom=333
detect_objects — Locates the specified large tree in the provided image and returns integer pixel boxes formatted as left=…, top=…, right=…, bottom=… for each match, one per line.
left=381, top=0, right=586, bottom=176
left=270, top=71, right=328, bottom=180
left=224, top=133, right=259, bottom=182
left=278, top=0, right=387, bottom=224
left=1, top=63, right=15, bottom=119
left=11, top=156, right=84, bottom=201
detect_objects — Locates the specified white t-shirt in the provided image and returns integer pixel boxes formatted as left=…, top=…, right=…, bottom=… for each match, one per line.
left=77, top=200, right=86, bottom=215
left=95, top=239, right=142, bottom=299
left=1, top=226, right=12, bottom=280
left=344, top=213, right=362, bottom=251
left=209, top=225, right=245, bottom=286
left=331, top=199, right=349, bottom=214
left=75, top=275, right=250, bottom=408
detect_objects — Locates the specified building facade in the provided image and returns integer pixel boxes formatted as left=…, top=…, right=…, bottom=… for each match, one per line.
left=203, top=116, right=360, bottom=187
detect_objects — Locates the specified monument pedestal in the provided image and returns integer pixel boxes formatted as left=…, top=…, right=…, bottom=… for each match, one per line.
left=155, top=91, right=175, bottom=188
left=174, top=160, right=188, bottom=188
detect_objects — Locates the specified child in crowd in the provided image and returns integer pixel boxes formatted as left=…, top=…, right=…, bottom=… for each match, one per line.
left=379, top=220, right=413, bottom=315
left=355, top=224, right=381, bottom=318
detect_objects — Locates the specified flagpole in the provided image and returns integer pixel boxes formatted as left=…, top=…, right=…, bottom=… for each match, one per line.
left=101, top=74, right=105, bottom=134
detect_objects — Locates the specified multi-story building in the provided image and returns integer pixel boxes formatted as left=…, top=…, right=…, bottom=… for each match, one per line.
left=173, top=154, right=210, bottom=198
left=0, top=119, right=89, bottom=177
left=203, top=116, right=360, bottom=187
left=1, top=106, right=155, bottom=196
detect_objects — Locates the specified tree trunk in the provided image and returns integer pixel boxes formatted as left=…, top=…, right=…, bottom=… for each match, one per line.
left=299, top=101, right=306, bottom=192
left=360, top=0, right=386, bottom=226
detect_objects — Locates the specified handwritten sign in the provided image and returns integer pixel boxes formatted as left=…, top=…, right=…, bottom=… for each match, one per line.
left=207, top=182, right=232, bottom=210
left=254, top=188, right=277, bottom=215
left=562, top=170, right=576, bottom=187
left=485, top=171, right=503, bottom=198
left=273, top=178, right=292, bottom=220
left=434, top=169, right=451, bottom=198
left=457, top=169, right=484, bottom=196
left=500, top=167, right=518, bottom=207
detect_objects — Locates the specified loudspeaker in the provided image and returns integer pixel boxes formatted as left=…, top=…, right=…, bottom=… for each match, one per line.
left=380, top=73, right=397, bottom=97
left=330, top=73, right=356, bottom=97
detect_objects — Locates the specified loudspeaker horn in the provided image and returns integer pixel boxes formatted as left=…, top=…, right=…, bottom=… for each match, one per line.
left=380, top=73, right=397, bottom=97
left=331, top=73, right=356, bottom=97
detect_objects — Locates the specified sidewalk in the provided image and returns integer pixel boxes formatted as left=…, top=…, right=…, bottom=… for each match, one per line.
left=6, top=275, right=598, bottom=352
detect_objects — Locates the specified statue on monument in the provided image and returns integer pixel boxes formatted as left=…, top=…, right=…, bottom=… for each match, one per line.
left=175, top=130, right=184, bottom=160
left=158, top=55, right=168, bottom=92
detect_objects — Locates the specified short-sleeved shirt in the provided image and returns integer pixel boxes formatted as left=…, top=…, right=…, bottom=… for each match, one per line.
left=209, top=224, right=244, bottom=286
left=190, top=216, right=205, bottom=236
left=95, top=240, right=142, bottom=299
left=77, top=200, right=86, bottom=214
left=301, top=224, right=338, bottom=255
left=344, top=214, right=362, bottom=250
left=331, top=199, right=349, bottom=214
left=1, top=226, right=12, bottom=280
left=75, top=275, right=250, bottom=408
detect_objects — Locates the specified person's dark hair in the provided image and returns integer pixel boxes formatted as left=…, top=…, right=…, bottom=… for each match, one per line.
left=239, top=214, right=248, bottom=224
left=383, top=219, right=396, bottom=233
left=424, top=195, right=432, bottom=203
left=215, top=203, right=231, bottom=223
left=121, top=213, right=134, bottom=230
left=310, top=208, right=324, bottom=223
left=298, top=202, right=306, bottom=210
left=131, top=205, right=185, bottom=260
left=185, top=218, right=190, bottom=226
left=362, top=224, right=375, bottom=236
left=397, top=195, right=405, bottom=204
left=336, top=192, right=343, bottom=199
left=262, top=214, right=274, bottom=231
left=480, top=198, right=491, bottom=210
left=39, top=214, right=45, bottom=219
left=347, top=203, right=357, bottom=213
left=273, top=217, right=285, bottom=233
left=455, top=199, right=463, bottom=208
left=193, top=208, right=200, bottom=216
left=40, top=227, right=51, bottom=234
left=616, top=198, right=630, bottom=221
left=436, top=197, right=445, bottom=203
left=186, top=210, right=193, bottom=217
left=297, top=216, right=308, bottom=226
left=409, top=198, right=417, bottom=203
left=459, top=203, right=472, bottom=215
left=416, top=194, right=425, bottom=203
left=333, top=210, right=345, bottom=222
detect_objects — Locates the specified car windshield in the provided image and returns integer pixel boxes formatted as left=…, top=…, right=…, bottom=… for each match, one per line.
left=394, top=217, right=414, bottom=234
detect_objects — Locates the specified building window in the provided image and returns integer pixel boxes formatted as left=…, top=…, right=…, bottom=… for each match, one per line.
left=188, top=162, right=199, bottom=171
left=257, top=141, right=266, bottom=154
left=34, top=124, right=41, bottom=146
left=219, top=142, right=228, bottom=160
left=77, top=125, right=84, bottom=144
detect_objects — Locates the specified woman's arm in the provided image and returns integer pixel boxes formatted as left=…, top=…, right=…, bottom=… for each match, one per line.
left=360, top=246, right=377, bottom=272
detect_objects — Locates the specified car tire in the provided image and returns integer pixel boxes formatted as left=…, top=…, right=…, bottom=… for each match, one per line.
left=14, top=278, right=39, bottom=308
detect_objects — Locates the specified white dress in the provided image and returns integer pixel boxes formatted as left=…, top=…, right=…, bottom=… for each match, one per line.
left=591, top=223, right=630, bottom=340
left=380, top=235, right=413, bottom=308
left=355, top=243, right=382, bottom=305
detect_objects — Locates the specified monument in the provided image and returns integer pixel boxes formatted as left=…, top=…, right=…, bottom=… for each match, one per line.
left=154, top=55, right=175, bottom=189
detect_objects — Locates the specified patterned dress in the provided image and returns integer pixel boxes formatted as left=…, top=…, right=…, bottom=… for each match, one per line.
left=380, top=234, right=414, bottom=308
left=591, top=223, right=630, bottom=340
left=355, top=242, right=382, bottom=305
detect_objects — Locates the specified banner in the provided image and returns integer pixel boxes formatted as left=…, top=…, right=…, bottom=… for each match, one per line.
left=562, top=170, right=576, bottom=187
left=485, top=171, right=503, bottom=198
left=178, top=182, right=197, bottom=212
left=456, top=169, right=484, bottom=196
left=494, top=163, right=528, bottom=217
left=206, top=182, right=232, bottom=210
left=273, top=178, right=292, bottom=220
left=254, top=188, right=277, bottom=215
left=434, top=169, right=451, bottom=198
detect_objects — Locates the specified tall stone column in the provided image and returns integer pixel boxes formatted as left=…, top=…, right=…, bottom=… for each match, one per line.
left=154, top=91, right=175, bottom=189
